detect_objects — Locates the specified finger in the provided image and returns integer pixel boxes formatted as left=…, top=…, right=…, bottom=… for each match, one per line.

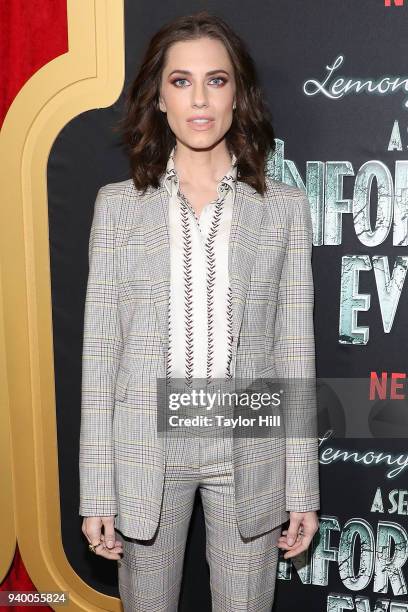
left=286, top=518, right=302, bottom=546
left=282, top=535, right=313, bottom=559
left=101, top=533, right=123, bottom=546
left=286, top=528, right=300, bottom=546
left=104, top=543, right=123, bottom=554
left=278, top=532, right=310, bottom=547
left=100, top=534, right=123, bottom=553
left=101, top=534, right=123, bottom=554
left=83, top=525, right=93, bottom=545
left=303, top=522, right=319, bottom=537
left=102, top=520, right=116, bottom=550
left=97, top=549, right=123, bottom=560
left=95, top=542, right=123, bottom=560
left=283, top=542, right=308, bottom=559
left=277, top=527, right=308, bottom=545
left=278, top=530, right=303, bottom=540
left=87, top=522, right=102, bottom=547
left=281, top=528, right=305, bottom=537
left=277, top=532, right=303, bottom=549
left=282, top=538, right=305, bottom=557
left=82, top=520, right=91, bottom=543
left=97, top=542, right=123, bottom=554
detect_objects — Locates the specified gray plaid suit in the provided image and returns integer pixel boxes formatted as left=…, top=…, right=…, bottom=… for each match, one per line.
left=79, top=175, right=320, bottom=543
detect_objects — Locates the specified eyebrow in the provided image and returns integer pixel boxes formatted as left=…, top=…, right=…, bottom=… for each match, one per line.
left=167, top=69, right=230, bottom=77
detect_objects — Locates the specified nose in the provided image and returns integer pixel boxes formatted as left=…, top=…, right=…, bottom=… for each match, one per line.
left=191, top=82, right=208, bottom=108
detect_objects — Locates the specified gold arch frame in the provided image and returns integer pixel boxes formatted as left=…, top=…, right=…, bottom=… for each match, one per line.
left=0, top=1, right=124, bottom=609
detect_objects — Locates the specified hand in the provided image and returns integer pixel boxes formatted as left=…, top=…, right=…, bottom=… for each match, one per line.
left=277, top=511, right=319, bottom=559
left=81, top=516, right=123, bottom=560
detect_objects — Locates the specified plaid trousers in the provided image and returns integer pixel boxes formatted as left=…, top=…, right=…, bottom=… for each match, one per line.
left=115, top=421, right=282, bottom=612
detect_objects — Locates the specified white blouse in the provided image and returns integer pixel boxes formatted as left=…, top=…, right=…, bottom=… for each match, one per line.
left=162, top=145, right=238, bottom=385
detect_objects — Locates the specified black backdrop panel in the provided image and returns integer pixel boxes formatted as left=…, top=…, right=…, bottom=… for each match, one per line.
left=47, top=1, right=408, bottom=609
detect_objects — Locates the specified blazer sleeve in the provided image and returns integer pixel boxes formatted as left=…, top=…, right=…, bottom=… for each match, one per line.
left=273, top=189, right=320, bottom=513
left=78, top=187, right=122, bottom=517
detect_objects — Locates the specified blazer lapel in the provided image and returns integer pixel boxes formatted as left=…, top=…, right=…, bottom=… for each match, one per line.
left=228, top=181, right=265, bottom=368
left=140, top=184, right=170, bottom=345
left=141, top=179, right=265, bottom=373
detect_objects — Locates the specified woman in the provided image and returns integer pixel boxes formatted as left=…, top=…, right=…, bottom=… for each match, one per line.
left=79, top=10, right=320, bottom=611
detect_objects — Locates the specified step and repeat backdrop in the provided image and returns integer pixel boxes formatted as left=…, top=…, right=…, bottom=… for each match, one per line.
left=45, top=0, right=408, bottom=609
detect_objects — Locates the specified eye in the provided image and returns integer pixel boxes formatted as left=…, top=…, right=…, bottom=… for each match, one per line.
left=209, top=77, right=227, bottom=86
left=171, top=76, right=228, bottom=87
left=172, top=78, right=190, bottom=87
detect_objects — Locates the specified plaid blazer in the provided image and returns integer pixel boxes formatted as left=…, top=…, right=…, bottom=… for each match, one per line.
left=78, top=176, right=320, bottom=540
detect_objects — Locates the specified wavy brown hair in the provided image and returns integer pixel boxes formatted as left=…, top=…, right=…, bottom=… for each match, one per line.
left=117, top=10, right=276, bottom=195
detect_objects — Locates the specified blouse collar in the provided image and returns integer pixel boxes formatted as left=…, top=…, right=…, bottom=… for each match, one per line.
left=162, top=145, right=238, bottom=200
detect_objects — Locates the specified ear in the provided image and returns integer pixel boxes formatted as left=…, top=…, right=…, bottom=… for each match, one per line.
left=158, top=95, right=167, bottom=113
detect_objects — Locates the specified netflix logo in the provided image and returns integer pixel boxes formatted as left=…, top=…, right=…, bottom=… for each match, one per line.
left=384, top=0, right=404, bottom=5
left=370, top=372, right=407, bottom=399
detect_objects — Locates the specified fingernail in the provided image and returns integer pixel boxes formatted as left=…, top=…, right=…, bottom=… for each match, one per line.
left=287, top=536, right=294, bottom=545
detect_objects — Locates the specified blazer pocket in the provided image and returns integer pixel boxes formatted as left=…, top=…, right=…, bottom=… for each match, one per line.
left=114, top=367, right=132, bottom=402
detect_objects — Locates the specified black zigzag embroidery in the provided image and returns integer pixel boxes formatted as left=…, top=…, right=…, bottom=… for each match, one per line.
left=225, top=283, right=234, bottom=380
left=179, top=196, right=194, bottom=388
left=204, top=198, right=224, bottom=384
left=166, top=289, right=173, bottom=384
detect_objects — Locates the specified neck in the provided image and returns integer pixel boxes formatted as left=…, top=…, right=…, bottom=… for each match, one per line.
left=173, top=141, right=233, bottom=186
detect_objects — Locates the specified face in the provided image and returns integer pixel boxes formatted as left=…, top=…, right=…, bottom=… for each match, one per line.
left=158, top=37, right=236, bottom=150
